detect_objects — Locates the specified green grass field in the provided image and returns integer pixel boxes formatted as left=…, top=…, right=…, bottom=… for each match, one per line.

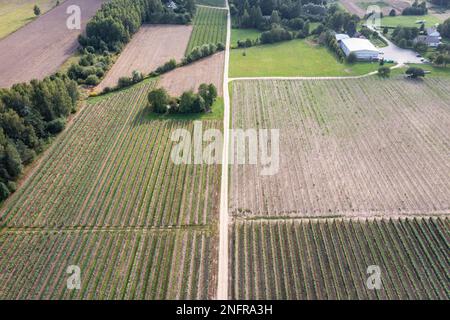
left=231, top=28, right=262, bottom=47
left=0, top=0, right=63, bottom=39
left=381, top=14, right=442, bottom=28
left=186, top=6, right=228, bottom=53
left=195, top=0, right=225, bottom=7
left=229, top=39, right=386, bottom=77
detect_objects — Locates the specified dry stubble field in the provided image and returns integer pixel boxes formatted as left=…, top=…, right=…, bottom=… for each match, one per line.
left=230, top=77, right=450, bottom=218
left=96, top=25, right=193, bottom=92
left=0, top=0, right=105, bottom=88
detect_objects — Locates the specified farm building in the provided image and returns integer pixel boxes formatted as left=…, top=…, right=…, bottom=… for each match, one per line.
left=413, top=28, right=441, bottom=47
left=340, top=38, right=380, bottom=60
left=335, top=33, right=350, bottom=42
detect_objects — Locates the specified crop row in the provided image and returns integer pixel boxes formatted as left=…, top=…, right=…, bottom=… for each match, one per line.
left=229, top=216, right=449, bottom=299
left=186, top=6, right=228, bottom=53
left=1, top=80, right=222, bottom=227
left=229, top=78, right=450, bottom=217
left=0, top=229, right=216, bottom=299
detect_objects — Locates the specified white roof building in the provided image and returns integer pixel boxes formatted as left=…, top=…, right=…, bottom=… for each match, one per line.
left=340, top=38, right=380, bottom=60
left=335, top=34, right=350, bottom=42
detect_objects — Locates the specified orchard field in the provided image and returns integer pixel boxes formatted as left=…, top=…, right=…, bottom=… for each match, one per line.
left=230, top=217, right=449, bottom=299
left=0, top=79, right=222, bottom=299
left=186, top=6, right=228, bottom=53
left=230, top=77, right=450, bottom=218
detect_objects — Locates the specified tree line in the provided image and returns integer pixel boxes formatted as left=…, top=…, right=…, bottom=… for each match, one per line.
left=0, top=75, right=78, bottom=201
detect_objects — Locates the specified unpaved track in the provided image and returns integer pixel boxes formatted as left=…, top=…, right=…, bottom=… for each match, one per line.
left=216, top=0, right=230, bottom=301
left=159, top=51, right=224, bottom=96
left=0, top=0, right=105, bottom=88
left=96, top=25, right=193, bottom=92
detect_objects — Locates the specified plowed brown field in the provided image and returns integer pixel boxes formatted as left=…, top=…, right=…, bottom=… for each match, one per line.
left=96, top=25, right=193, bottom=92
left=0, top=0, right=105, bottom=88
left=159, top=51, right=225, bottom=96
left=230, top=77, right=450, bottom=218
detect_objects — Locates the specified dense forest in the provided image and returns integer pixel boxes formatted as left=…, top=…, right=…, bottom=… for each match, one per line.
left=0, top=75, right=78, bottom=201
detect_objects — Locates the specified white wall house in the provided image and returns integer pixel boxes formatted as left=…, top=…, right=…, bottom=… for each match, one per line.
left=340, top=38, right=380, bottom=61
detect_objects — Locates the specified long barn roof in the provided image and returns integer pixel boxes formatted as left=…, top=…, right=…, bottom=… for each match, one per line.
left=341, top=38, right=379, bottom=52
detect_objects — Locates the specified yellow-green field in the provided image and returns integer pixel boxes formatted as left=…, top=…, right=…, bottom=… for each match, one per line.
left=0, top=0, right=63, bottom=39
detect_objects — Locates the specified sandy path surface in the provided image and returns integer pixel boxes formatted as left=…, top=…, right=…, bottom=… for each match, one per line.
left=0, top=0, right=105, bottom=88
left=159, top=51, right=225, bottom=96
left=96, top=25, right=193, bottom=92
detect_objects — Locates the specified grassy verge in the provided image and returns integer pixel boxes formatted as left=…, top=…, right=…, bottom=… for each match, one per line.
left=229, top=38, right=389, bottom=77
left=231, top=28, right=262, bottom=47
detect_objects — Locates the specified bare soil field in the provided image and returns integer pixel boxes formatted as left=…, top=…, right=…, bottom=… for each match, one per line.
left=96, top=25, right=193, bottom=92
left=0, top=0, right=105, bottom=88
left=159, top=51, right=225, bottom=96
left=230, top=77, right=450, bottom=218
left=340, top=0, right=410, bottom=17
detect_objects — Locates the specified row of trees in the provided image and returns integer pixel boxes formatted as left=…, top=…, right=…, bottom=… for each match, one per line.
left=402, top=1, right=427, bottom=16
left=231, top=0, right=328, bottom=31
left=148, top=84, right=218, bottom=114
left=0, top=75, right=78, bottom=200
left=429, top=43, right=450, bottom=67
left=391, top=26, right=420, bottom=48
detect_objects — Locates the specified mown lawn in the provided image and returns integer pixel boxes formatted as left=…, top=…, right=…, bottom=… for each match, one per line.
left=229, top=39, right=385, bottom=77
left=0, top=0, right=63, bottom=39
left=381, top=14, right=442, bottom=28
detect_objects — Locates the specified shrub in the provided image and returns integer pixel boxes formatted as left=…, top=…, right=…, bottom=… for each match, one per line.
left=347, top=52, right=357, bottom=64
left=389, top=9, right=396, bottom=17
left=132, top=70, right=143, bottom=83
left=46, top=118, right=66, bottom=134
left=148, top=88, right=169, bottom=114
left=378, top=66, right=391, bottom=78
left=85, top=75, right=100, bottom=86
left=406, top=67, right=425, bottom=78
left=118, top=77, right=133, bottom=88
left=7, top=181, right=17, bottom=193
left=0, top=182, right=10, bottom=201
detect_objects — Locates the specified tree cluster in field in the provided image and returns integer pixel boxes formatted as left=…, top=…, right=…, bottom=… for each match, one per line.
left=230, top=0, right=327, bottom=31
left=429, top=43, right=450, bottom=67
left=183, top=42, right=225, bottom=64
left=68, top=47, right=113, bottom=86
left=326, top=6, right=359, bottom=36
left=438, top=18, right=450, bottom=39
left=0, top=75, right=78, bottom=200
left=148, top=84, right=218, bottom=114
left=391, top=26, right=419, bottom=48
left=402, top=0, right=427, bottom=16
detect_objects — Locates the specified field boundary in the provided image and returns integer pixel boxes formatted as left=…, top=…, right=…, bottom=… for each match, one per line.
left=217, top=0, right=231, bottom=301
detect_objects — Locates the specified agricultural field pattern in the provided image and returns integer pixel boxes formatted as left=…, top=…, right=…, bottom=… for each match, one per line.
left=0, top=0, right=449, bottom=302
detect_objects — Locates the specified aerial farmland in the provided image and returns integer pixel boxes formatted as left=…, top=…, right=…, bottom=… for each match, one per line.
left=0, top=0, right=449, bottom=305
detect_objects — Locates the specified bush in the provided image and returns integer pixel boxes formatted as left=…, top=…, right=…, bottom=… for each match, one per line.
left=118, top=76, right=133, bottom=88
left=406, top=67, right=425, bottom=78
left=378, top=66, right=391, bottom=78
left=132, top=70, right=143, bottom=83
left=46, top=118, right=66, bottom=134
left=260, top=26, right=292, bottom=44
left=0, top=182, right=10, bottom=201
left=154, top=59, right=177, bottom=75
left=85, top=75, right=100, bottom=86
left=389, top=9, right=396, bottom=17
left=148, top=88, right=169, bottom=114
left=347, top=52, right=357, bottom=64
